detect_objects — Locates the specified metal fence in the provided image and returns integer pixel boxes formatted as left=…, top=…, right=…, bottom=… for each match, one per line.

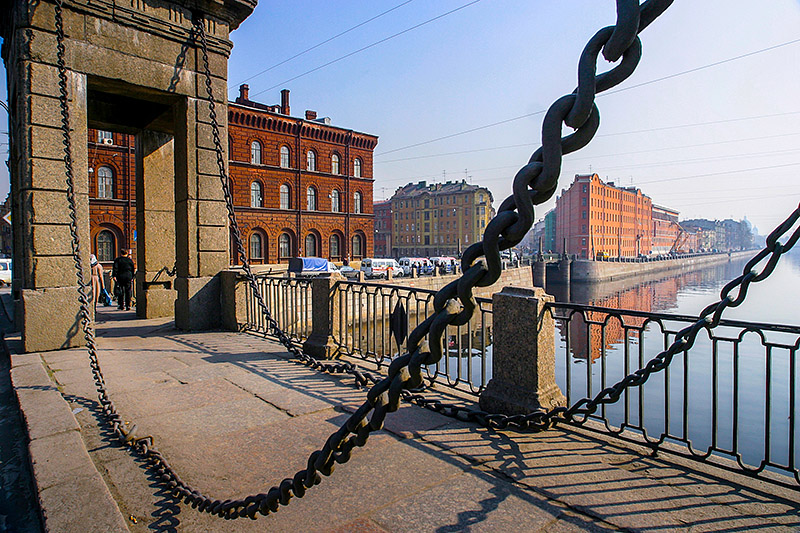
left=547, top=302, right=800, bottom=485
left=330, top=280, right=494, bottom=394
left=244, top=274, right=313, bottom=342
left=241, top=275, right=799, bottom=484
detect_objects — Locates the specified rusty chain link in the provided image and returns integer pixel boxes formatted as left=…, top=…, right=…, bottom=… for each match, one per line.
left=54, top=0, right=800, bottom=521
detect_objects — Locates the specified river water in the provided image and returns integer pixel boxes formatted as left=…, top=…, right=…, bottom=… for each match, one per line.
left=436, top=250, right=800, bottom=478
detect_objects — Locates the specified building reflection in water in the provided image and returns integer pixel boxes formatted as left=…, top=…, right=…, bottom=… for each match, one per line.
left=551, top=259, right=746, bottom=363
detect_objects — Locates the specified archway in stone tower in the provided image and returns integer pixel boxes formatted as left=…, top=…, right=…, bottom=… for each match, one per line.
left=88, top=81, right=180, bottom=320
left=1, top=1, right=254, bottom=352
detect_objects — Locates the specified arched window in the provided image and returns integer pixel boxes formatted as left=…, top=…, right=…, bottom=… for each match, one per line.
left=306, top=187, right=317, bottom=211
left=329, top=234, right=340, bottom=258
left=250, top=141, right=262, bottom=164
left=330, top=189, right=340, bottom=212
left=249, top=232, right=263, bottom=261
left=280, top=184, right=291, bottom=209
left=352, top=234, right=363, bottom=258
left=279, top=233, right=292, bottom=259
left=353, top=191, right=362, bottom=214
left=305, top=233, right=317, bottom=257
left=280, top=146, right=290, bottom=168
left=96, top=230, right=115, bottom=262
left=331, top=153, right=340, bottom=175
left=306, top=150, right=316, bottom=171
left=250, top=181, right=263, bottom=207
left=97, top=166, right=114, bottom=199
left=353, top=158, right=362, bottom=178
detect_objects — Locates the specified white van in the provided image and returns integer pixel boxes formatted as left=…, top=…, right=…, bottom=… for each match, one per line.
left=0, top=258, right=10, bottom=286
left=360, top=258, right=403, bottom=279
left=431, top=256, right=458, bottom=274
left=398, top=257, right=433, bottom=276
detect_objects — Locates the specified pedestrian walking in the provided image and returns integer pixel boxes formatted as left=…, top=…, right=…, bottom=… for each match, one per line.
left=112, top=249, right=135, bottom=311
left=90, top=254, right=105, bottom=311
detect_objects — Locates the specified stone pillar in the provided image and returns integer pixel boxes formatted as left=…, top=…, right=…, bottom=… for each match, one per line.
left=9, top=53, right=91, bottom=351
left=558, top=257, right=572, bottom=285
left=302, top=274, right=341, bottom=359
left=219, top=269, right=248, bottom=331
left=135, top=131, right=177, bottom=318
left=532, top=260, right=546, bottom=288
left=173, top=96, right=229, bottom=330
left=479, top=287, right=565, bottom=414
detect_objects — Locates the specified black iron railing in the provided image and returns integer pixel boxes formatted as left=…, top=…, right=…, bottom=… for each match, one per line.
left=244, top=274, right=312, bottom=342
left=330, top=280, right=493, bottom=394
left=547, top=302, right=800, bottom=485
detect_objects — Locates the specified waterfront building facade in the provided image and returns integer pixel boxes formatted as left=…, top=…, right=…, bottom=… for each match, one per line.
left=228, top=87, right=377, bottom=264
left=555, top=174, right=653, bottom=259
left=373, top=200, right=392, bottom=257
left=88, top=87, right=378, bottom=266
left=390, top=180, right=493, bottom=258
left=651, top=204, right=680, bottom=254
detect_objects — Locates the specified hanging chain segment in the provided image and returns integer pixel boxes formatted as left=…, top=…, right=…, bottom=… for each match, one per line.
left=193, top=18, right=380, bottom=388
left=53, top=0, right=800, bottom=521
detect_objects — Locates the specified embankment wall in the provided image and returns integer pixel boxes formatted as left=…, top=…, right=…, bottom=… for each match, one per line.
left=569, top=251, right=752, bottom=283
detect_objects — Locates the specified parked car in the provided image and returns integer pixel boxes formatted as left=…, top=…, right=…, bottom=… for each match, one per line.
left=0, top=258, right=10, bottom=286
left=360, top=258, right=403, bottom=279
left=338, top=265, right=361, bottom=279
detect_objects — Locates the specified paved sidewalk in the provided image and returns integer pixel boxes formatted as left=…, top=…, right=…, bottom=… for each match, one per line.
left=9, top=308, right=800, bottom=532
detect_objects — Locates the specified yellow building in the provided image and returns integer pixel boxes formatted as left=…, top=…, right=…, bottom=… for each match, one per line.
left=390, top=180, right=493, bottom=258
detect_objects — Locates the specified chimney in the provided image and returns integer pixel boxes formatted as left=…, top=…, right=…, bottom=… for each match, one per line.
left=238, top=84, right=249, bottom=102
left=305, top=110, right=317, bottom=120
left=281, top=89, right=290, bottom=115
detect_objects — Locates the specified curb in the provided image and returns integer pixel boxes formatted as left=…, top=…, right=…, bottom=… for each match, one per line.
left=10, top=349, right=130, bottom=532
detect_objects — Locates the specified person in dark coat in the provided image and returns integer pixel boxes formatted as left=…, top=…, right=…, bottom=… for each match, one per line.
left=112, top=249, right=136, bottom=311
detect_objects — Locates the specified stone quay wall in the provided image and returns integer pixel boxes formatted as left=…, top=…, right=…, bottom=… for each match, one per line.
left=569, top=251, right=753, bottom=283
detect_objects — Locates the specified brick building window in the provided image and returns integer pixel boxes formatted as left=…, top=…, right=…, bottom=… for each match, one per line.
left=305, top=233, right=317, bottom=257
left=352, top=234, right=363, bottom=258
left=279, top=233, right=292, bottom=259
left=331, top=154, right=340, bottom=175
left=307, top=150, right=316, bottom=171
left=280, top=146, right=290, bottom=168
left=97, top=166, right=114, bottom=199
left=249, top=232, right=264, bottom=261
left=280, top=184, right=291, bottom=209
left=353, top=191, right=362, bottom=214
left=306, top=187, right=317, bottom=211
left=330, top=234, right=340, bottom=258
left=96, top=229, right=115, bottom=262
left=251, top=141, right=262, bottom=165
left=250, top=181, right=263, bottom=207
left=331, top=189, right=340, bottom=212
left=97, top=130, right=113, bottom=144
left=353, top=158, right=362, bottom=178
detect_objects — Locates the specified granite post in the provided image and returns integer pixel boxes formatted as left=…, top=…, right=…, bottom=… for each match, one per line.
left=302, top=274, right=342, bottom=359
left=479, top=286, right=565, bottom=414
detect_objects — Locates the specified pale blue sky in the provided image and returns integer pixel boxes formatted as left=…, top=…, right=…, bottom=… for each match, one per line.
left=2, top=0, right=799, bottom=234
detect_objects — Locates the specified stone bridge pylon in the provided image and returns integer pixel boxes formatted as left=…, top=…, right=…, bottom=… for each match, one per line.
left=0, top=0, right=255, bottom=351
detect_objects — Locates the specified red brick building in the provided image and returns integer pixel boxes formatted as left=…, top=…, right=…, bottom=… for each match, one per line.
left=88, top=88, right=377, bottom=266
left=88, top=129, right=137, bottom=265
left=555, top=174, right=653, bottom=259
left=373, top=200, right=392, bottom=257
left=651, top=204, right=681, bottom=254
